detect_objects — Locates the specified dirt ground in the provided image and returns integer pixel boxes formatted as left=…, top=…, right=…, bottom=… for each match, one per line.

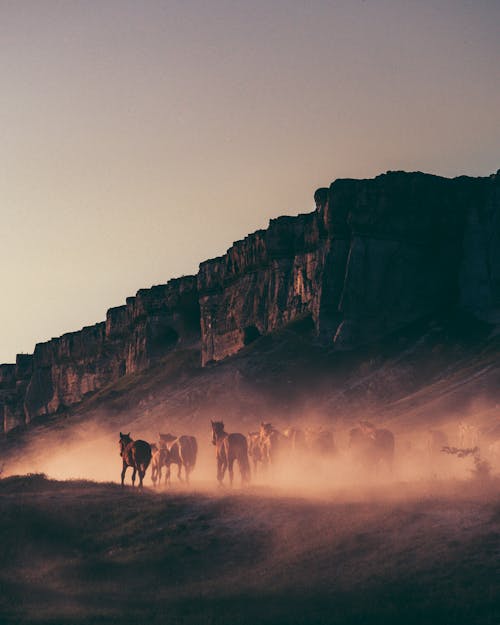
left=0, top=474, right=499, bottom=625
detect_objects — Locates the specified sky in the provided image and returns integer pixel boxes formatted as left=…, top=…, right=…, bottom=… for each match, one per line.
left=0, top=0, right=499, bottom=363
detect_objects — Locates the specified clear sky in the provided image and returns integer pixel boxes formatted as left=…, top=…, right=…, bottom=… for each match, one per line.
left=1, top=0, right=499, bottom=363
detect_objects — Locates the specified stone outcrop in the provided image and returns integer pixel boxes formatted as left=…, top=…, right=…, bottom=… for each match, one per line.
left=198, top=171, right=499, bottom=360
left=459, top=172, right=500, bottom=323
left=2, top=170, right=499, bottom=432
left=0, top=355, right=33, bottom=432
left=325, top=172, right=468, bottom=347
left=20, top=276, right=200, bottom=424
left=197, top=211, right=326, bottom=364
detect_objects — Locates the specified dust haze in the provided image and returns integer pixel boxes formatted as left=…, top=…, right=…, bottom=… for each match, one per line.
left=4, top=399, right=499, bottom=496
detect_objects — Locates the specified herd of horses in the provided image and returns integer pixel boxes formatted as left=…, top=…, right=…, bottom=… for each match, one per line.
left=118, top=419, right=395, bottom=488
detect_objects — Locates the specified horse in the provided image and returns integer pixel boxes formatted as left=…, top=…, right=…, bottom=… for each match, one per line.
left=159, top=433, right=198, bottom=485
left=118, top=432, right=152, bottom=488
left=150, top=443, right=169, bottom=487
left=349, top=421, right=395, bottom=473
left=247, top=431, right=264, bottom=473
left=283, top=427, right=307, bottom=454
left=259, top=422, right=287, bottom=467
left=305, top=428, right=336, bottom=456
left=211, top=420, right=250, bottom=486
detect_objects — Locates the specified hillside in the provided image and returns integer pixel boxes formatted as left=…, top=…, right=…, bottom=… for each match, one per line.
left=0, top=475, right=499, bottom=625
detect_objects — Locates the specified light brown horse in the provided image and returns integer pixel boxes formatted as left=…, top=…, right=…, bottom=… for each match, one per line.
left=259, top=422, right=287, bottom=467
left=150, top=443, right=169, bottom=487
left=211, top=420, right=250, bottom=486
left=247, top=431, right=264, bottom=473
left=119, top=432, right=152, bottom=488
left=159, top=433, right=198, bottom=485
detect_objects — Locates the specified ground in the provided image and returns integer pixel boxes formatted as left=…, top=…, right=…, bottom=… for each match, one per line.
left=0, top=475, right=499, bottom=625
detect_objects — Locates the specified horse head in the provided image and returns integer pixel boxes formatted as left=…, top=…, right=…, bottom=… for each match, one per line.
left=119, top=432, right=132, bottom=456
left=211, top=420, right=225, bottom=445
left=260, top=422, right=274, bottom=438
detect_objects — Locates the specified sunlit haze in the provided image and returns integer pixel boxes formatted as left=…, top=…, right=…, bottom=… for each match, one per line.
left=1, top=0, right=499, bottom=363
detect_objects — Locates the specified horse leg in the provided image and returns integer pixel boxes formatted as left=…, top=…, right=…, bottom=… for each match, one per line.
left=177, top=463, right=183, bottom=483
left=228, top=457, right=235, bottom=487
left=132, top=466, right=137, bottom=487
left=165, top=464, right=171, bottom=486
left=121, top=461, right=127, bottom=486
left=217, top=458, right=226, bottom=485
left=138, top=466, right=145, bottom=489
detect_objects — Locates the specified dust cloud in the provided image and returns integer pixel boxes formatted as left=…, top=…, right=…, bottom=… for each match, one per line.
left=3, top=402, right=499, bottom=501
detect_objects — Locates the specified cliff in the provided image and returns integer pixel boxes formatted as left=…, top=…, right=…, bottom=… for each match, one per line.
left=9, top=276, right=200, bottom=428
left=199, top=170, right=499, bottom=360
left=197, top=210, right=326, bottom=364
left=1, top=170, right=499, bottom=432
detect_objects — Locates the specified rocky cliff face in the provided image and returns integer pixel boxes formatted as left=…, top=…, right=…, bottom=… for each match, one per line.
left=197, top=211, right=327, bottom=364
left=2, top=170, right=498, bottom=432
left=198, top=171, right=499, bottom=360
left=0, top=355, right=33, bottom=431
left=325, top=173, right=468, bottom=347
left=21, top=276, right=200, bottom=422
left=459, top=173, right=500, bottom=323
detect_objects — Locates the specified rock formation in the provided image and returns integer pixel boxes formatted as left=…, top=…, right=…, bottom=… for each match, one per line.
left=1, top=170, right=499, bottom=432
left=12, top=276, right=199, bottom=425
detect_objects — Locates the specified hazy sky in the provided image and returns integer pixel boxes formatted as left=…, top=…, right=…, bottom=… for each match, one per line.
left=1, top=0, right=499, bottom=363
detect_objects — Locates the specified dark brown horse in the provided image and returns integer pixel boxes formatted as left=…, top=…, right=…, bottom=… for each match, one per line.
left=119, top=432, right=152, bottom=488
left=159, top=433, right=198, bottom=485
left=349, top=421, right=394, bottom=472
left=211, top=420, right=250, bottom=486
